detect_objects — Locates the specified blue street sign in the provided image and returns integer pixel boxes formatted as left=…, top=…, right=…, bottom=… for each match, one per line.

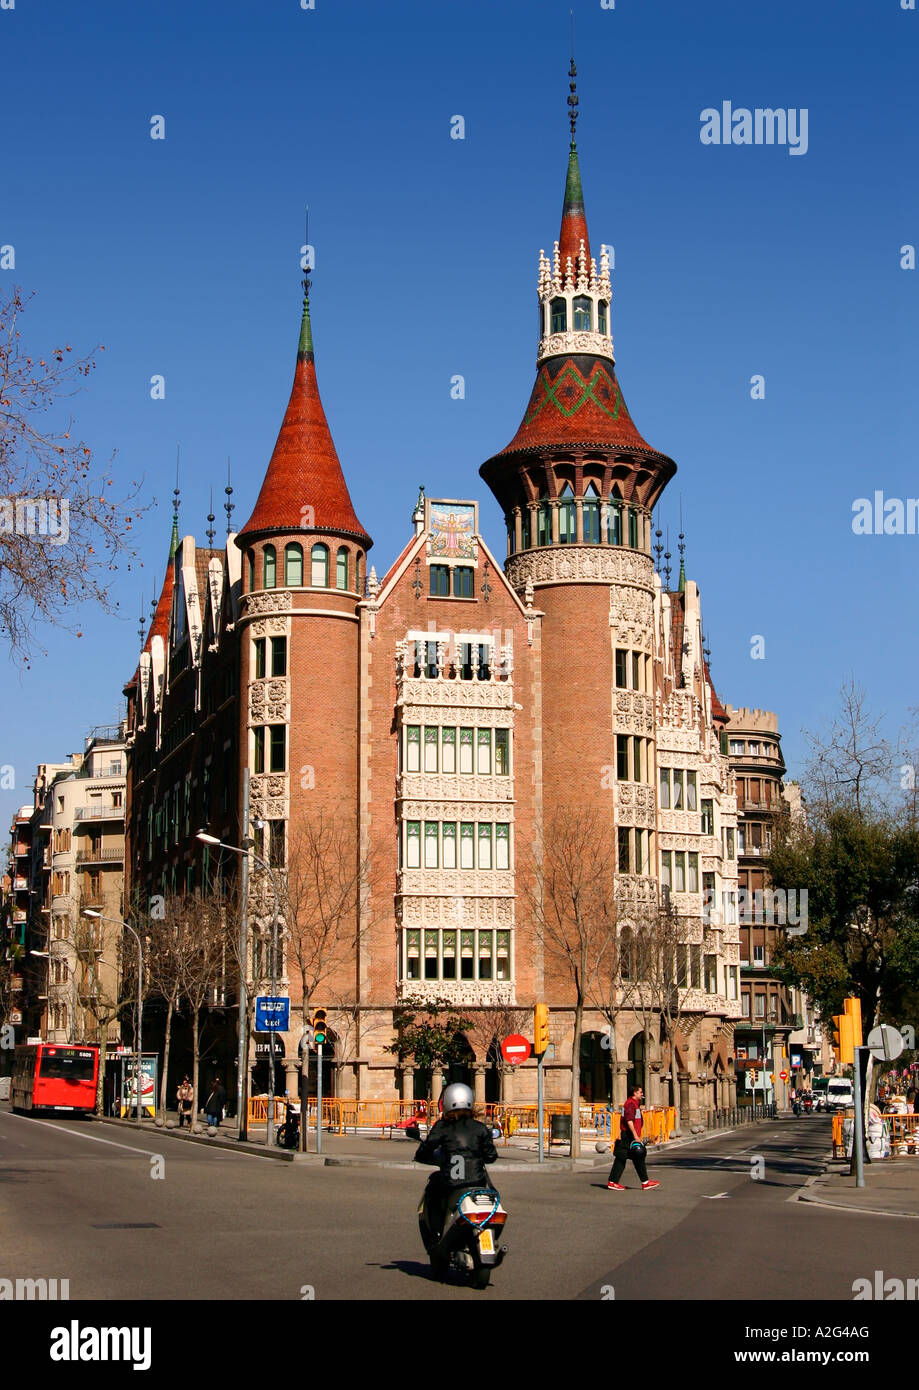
left=255, top=996, right=290, bottom=1033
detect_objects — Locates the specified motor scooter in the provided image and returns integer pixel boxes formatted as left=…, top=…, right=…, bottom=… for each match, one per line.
left=406, top=1123, right=508, bottom=1289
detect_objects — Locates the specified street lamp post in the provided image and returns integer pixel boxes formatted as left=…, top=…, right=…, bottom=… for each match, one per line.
left=83, top=911, right=143, bottom=1122
left=198, top=829, right=282, bottom=1146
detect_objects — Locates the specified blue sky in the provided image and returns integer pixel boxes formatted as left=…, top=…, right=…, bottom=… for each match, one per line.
left=2, top=0, right=916, bottom=834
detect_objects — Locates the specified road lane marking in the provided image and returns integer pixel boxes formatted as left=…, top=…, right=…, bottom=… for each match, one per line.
left=703, top=1192, right=730, bottom=1199
left=7, top=1116, right=163, bottom=1157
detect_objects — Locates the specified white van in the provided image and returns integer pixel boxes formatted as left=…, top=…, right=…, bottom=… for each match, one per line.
left=826, top=1078, right=854, bottom=1111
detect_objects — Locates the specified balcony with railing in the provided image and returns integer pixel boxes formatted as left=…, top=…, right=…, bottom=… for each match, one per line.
left=75, top=847, right=125, bottom=865
left=74, top=805, right=124, bottom=821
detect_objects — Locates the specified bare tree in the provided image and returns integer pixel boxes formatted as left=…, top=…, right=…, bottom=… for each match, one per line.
left=803, top=678, right=897, bottom=822
left=70, top=912, right=137, bottom=1114
left=634, top=897, right=695, bottom=1131
left=178, top=895, right=232, bottom=1128
left=0, top=288, right=148, bottom=663
left=278, top=812, right=374, bottom=1149
left=521, top=806, right=617, bottom=1158
left=468, top=1002, right=532, bottom=1103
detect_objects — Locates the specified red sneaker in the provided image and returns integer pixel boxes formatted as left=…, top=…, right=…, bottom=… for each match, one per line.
left=607, top=1181, right=626, bottom=1190
left=641, top=1180, right=660, bottom=1189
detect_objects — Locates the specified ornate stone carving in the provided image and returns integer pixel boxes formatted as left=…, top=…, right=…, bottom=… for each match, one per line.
left=396, top=979, right=516, bottom=1007
left=249, top=678, right=290, bottom=727
left=400, top=801, right=514, bottom=823
left=397, top=773, right=515, bottom=805
left=537, top=330, right=614, bottom=362
left=397, top=869, right=514, bottom=897
left=506, top=547, right=655, bottom=593
left=250, top=616, right=290, bottom=638
left=241, top=590, right=293, bottom=617
left=397, top=896, right=515, bottom=927
left=615, top=783, right=656, bottom=827
left=397, top=680, right=515, bottom=712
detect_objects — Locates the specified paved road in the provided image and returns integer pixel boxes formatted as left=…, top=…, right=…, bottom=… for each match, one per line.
left=0, top=1110, right=913, bottom=1301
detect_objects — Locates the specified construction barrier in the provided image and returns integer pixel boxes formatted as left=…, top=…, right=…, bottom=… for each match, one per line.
left=831, top=1110, right=919, bottom=1158
left=246, top=1095, right=678, bottom=1144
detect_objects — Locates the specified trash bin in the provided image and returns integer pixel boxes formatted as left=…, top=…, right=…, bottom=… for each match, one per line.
left=550, top=1113, right=571, bottom=1144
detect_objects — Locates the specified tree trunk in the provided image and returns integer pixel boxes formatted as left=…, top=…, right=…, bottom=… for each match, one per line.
left=643, top=1021, right=652, bottom=1098
left=191, top=1008, right=200, bottom=1131
left=570, top=998, right=583, bottom=1158
left=669, top=1026, right=681, bottom=1131
left=96, top=1033, right=109, bottom=1115
left=159, top=997, right=175, bottom=1120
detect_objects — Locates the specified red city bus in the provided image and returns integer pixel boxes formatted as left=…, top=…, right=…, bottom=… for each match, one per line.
left=11, top=1043, right=100, bottom=1115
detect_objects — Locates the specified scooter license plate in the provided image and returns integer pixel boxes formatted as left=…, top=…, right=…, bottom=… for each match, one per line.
left=478, top=1228, right=495, bottom=1255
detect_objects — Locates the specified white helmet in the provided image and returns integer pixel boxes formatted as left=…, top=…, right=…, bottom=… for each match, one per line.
left=442, top=1083, right=475, bottom=1114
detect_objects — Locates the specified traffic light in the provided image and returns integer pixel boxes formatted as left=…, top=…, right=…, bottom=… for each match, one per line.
left=844, top=996, right=863, bottom=1048
left=533, top=1002, right=549, bottom=1056
left=312, top=1008, right=328, bottom=1045
left=832, top=1013, right=854, bottom=1066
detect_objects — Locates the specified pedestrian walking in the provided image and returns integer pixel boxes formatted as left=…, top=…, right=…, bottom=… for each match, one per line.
left=205, top=1077, right=226, bottom=1129
left=176, top=1076, right=193, bottom=1128
left=607, top=1083, right=659, bottom=1191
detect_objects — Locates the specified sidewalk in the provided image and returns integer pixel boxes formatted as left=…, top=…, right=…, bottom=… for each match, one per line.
left=796, top=1157, right=919, bottom=1219
left=88, top=1110, right=786, bottom=1172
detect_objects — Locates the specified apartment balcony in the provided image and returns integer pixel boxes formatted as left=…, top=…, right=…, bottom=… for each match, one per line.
left=74, top=806, right=124, bottom=822
left=75, top=847, right=125, bottom=865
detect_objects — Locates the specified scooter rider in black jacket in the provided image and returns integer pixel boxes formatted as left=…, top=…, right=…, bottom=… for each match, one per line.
left=413, top=1084, right=498, bottom=1236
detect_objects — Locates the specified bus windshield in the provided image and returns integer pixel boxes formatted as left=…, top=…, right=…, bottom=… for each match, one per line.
left=38, top=1049, right=97, bottom=1082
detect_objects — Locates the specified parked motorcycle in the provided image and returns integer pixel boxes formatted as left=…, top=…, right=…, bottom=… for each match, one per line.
left=406, top=1124, right=508, bottom=1289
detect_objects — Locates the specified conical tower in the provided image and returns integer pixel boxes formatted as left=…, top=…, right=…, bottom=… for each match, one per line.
left=480, top=68, right=674, bottom=839
left=236, top=271, right=372, bottom=845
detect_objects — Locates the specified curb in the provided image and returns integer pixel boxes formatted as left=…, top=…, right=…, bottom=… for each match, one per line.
left=88, top=1114, right=295, bottom=1162
left=791, top=1158, right=919, bottom=1219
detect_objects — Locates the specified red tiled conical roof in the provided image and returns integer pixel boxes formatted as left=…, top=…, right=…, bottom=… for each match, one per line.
left=237, top=295, right=372, bottom=550
left=493, top=354, right=657, bottom=457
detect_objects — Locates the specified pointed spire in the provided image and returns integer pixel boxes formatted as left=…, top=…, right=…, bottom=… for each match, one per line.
left=678, top=500, right=686, bottom=592
left=224, top=457, right=235, bottom=536
left=238, top=245, right=372, bottom=549
left=171, top=448, right=181, bottom=556
left=206, top=489, right=216, bottom=551
left=560, top=51, right=590, bottom=270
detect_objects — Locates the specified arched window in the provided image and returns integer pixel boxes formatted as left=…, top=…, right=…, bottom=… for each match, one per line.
left=550, top=297, right=567, bottom=334
left=311, top=543, right=329, bottom=587
left=583, top=483, right=600, bottom=543
left=597, top=300, right=609, bottom=335
left=628, top=507, right=639, bottom=549
left=607, top=493, right=622, bottom=546
left=336, top=548, right=348, bottom=590
left=263, top=544, right=276, bottom=589
left=521, top=508, right=532, bottom=549
left=355, top=552, right=363, bottom=595
left=558, top=484, right=576, bottom=545
left=573, top=296, right=592, bottom=331
left=536, top=496, right=550, bottom=547
left=247, top=549, right=255, bottom=592
left=285, top=543, right=303, bottom=587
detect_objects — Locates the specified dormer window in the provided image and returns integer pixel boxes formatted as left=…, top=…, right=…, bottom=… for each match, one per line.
left=597, top=300, right=609, bottom=335
left=263, top=545, right=276, bottom=589
left=311, top=543, right=329, bottom=587
left=285, top=543, right=303, bottom=588
left=550, top=298, right=567, bottom=334
left=573, top=296, right=592, bottom=331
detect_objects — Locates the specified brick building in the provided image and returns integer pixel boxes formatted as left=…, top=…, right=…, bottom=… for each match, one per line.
left=124, top=89, right=777, bottom=1120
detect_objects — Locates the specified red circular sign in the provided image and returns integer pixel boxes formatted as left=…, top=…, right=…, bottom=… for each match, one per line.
left=779, top=1070, right=788, bottom=1082
left=501, top=1034, right=531, bottom=1066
